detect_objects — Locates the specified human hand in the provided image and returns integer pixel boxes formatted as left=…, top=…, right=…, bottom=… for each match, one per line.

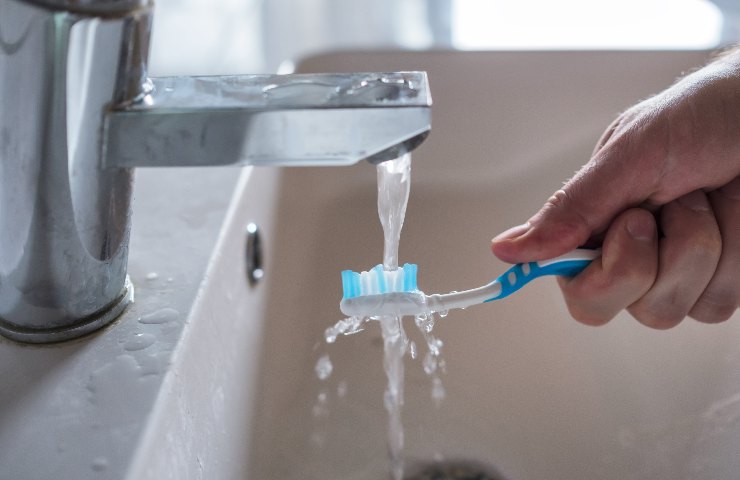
left=491, top=48, right=740, bottom=329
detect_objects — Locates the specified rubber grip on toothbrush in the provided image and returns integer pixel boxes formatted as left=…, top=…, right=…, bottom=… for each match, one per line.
left=484, top=248, right=600, bottom=302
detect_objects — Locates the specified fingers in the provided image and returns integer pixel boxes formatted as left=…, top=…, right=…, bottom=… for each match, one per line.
left=557, top=208, right=658, bottom=326
left=628, top=190, right=722, bottom=329
left=690, top=177, right=740, bottom=322
left=592, top=116, right=622, bottom=156
left=492, top=116, right=665, bottom=264
left=557, top=189, right=730, bottom=329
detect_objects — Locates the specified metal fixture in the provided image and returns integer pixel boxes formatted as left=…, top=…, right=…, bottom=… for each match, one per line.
left=0, top=0, right=431, bottom=343
left=245, top=223, right=263, bottom=287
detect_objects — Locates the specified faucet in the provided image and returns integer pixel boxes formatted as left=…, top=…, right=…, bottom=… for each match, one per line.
left=0, top=0, right=431, bottom=344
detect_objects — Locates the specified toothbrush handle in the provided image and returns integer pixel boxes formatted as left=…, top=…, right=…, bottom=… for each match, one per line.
left=486, top=248, right=600, bottom=302
left=427, top=248, right=601, bottom=312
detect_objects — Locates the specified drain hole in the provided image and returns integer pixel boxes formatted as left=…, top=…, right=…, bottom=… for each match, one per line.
left=404, top=460, right=508, bottom=480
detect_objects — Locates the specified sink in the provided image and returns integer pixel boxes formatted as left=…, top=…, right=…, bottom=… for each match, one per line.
left=3, top=49, right=738, bottom=480
left=245, top=51, right=740, bottom=480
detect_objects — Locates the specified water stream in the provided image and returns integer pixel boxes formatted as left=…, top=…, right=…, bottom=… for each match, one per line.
left=323, top=153, right=446, bottom=480
left=377, top=153, right=412, bottom=480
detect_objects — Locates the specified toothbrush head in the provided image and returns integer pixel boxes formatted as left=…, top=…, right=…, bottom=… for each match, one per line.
left=339, top=264, right=427, bottom=317
left=341, top=264, right=418, bottom=300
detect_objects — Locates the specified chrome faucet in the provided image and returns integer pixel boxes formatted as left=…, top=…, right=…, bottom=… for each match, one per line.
left=0, top=0, right=431, bottom=343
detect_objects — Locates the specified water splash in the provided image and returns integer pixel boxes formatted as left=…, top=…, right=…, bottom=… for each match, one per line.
left=325, top=316, right=367, bottom=343
left=315, top=354, right=333, bottom=381
left=325, top=153, right=447, bottom=480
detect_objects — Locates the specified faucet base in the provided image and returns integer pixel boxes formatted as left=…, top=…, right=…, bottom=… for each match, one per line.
left=0, top=277, right=134, bottom=345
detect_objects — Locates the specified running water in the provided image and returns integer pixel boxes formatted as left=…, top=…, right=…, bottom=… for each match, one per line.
left=377, top=152, right=411, bottom=270
left=377, top=153, right=412, bottom=480
left=324, top=152, right=446, bottom=480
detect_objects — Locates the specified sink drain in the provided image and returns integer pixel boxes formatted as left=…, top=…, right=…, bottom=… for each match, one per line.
left=404, top=460, right=507, bottom=480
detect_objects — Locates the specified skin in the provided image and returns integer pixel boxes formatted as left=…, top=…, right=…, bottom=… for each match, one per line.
left=491, top=46, right=740, bottom=329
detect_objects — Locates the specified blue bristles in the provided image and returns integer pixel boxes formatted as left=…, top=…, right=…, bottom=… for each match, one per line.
left=341, top=263, right=418, bottom=300
left=403, top=264, right=417, bottom=292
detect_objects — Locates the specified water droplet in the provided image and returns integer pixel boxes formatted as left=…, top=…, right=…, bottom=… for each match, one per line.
left=139, top=308, right=178, bottom=325
left=145, top=272, right=158, bottom=281
left=124, top=333, right=156, bottom=352
left=312, top=391, right=330, bottom=418
left=431, top=377, right=446, bottom=406
left=315, top=354, right=333, bottom=381
left=337, top=381, right=348, bottom=398
left=325, top=316, right=366, bottom=343
left=91, top=457, right=108, bottom=472
left=310, top=431, right=327, bottom=449
left=409, top=341, right=417, bottom=359
left=137, top=353, right=162, bottom=376
left=438, top=309, right=449, bottom=318
left=415, top=313, right=435, bottom=333
left=423, top=352, right=437, bottom=375
left=324, top=331, right=337, bottom=344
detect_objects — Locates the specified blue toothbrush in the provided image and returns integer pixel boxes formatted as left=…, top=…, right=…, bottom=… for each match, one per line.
left=340, top=248, right=600, bottom=317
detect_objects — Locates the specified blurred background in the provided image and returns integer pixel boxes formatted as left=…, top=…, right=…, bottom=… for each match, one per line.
left=148, top=0, right=738, bottom=76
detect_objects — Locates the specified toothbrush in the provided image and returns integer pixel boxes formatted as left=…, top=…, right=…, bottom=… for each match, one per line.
left=340, top=248, right=600, bottom=318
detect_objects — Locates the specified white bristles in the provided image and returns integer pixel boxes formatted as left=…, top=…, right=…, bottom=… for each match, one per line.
left=341, top=264, right=418, bottom=300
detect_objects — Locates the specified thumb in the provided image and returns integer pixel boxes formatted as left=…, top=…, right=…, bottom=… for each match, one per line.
left=491, top=153, right=655, bottom=263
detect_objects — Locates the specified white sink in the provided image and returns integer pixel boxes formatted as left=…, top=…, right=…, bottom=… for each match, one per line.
left=4, top=50, right=738, bottom=480
left=245, top=50, right=740, bottom=480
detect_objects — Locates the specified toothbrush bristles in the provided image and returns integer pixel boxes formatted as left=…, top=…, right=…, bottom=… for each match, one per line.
left=341, top=264, right=418, bottom=300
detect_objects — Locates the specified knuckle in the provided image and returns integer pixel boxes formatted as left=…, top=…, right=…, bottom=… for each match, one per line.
left=661, top=207, right=722, bottom=261
left=691, top=305, right=735, bottom=324
left=691, top=290, right=738, bottom=324
left=628, top=303, right=686, bottom=330
left=566, top=303, right=612, bottom=327
left=560, top=286, right=613, bottom=326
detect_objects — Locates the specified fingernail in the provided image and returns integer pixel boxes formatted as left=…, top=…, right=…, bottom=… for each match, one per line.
left=677, top=190, right=711, bottom=212
left=492, top=223, right=531, bottom=243
left=626, top=215, right=655, bottom=241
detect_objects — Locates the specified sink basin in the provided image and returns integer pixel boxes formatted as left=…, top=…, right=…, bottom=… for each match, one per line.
left=245, top=51, right=740, bottom=480
left=4, top=49, right=736, bottom=480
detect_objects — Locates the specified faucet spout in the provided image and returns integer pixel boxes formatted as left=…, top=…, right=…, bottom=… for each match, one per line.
left=0, top=0, right=431, bottom=343
left=103, top=73, right=431, bottom=168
